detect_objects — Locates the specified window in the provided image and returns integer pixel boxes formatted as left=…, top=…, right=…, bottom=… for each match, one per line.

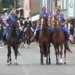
left=57, top=0, right=66, bottom=10
left=61, top=0, right=66, bottom=10
left=64, top=0, right=66, bottom=9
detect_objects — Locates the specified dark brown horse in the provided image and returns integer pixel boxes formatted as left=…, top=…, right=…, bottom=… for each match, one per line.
left=52, top=17, right=72, bottom=64
left=0, top=24, right=4, bottom=45
left=39, top=17, right=51, bottom=65
left=25, top=24, right=33, bottom=48
left=6, top=19, right=20, bottom=65
left=0, top=18, right=6, bottom=45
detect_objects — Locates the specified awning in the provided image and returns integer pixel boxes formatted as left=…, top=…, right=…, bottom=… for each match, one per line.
left=30, top=14, right=39, bottom=21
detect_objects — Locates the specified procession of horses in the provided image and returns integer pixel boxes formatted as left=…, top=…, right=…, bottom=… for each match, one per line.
left=0, top=15, right=72, bottom=66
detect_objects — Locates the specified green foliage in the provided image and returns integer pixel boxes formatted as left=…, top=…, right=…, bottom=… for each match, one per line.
left=31, top=12, right=39, bottom=17
left=0, top=0, right=2, bottom=15
left=7, top=5, right=14, bottom=13
left=2, top=0, right=14, bottom=8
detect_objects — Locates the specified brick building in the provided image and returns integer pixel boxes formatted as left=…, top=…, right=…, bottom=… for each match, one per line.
left=30, top=0, right=40, bottom=16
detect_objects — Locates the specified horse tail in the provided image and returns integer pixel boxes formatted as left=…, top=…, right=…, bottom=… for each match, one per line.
left=17, top=50, right=21, bottom=56
left=65, top=42, right=72, bottom=53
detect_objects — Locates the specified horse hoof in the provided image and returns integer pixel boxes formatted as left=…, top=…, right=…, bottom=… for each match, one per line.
left=49, top=62, right=51, bottom=65
left=56, top=62, right=59, bottom=65
left=27, top=45, right=30, bottom=48
left=6, top=62, right=10, bottom=66
left=46, top=62, right=49, bottom=65
left=10, top=62, right=12, bottom=65
left=60, top=63, right=63, bottom=65
left=64, top=62, right=66, bottom=65
left=24, top=45, right=26, bottom=48
left=14, top=62, right=18, bottom=65
left=40, top=62, right=44, bottom=65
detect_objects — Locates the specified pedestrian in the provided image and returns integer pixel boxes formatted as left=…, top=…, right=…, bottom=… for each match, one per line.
left=69, top=23, right=74, bottom=44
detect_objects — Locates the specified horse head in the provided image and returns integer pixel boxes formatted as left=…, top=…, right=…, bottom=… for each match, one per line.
left=11, top=19, right=19, bottom=32
left=27, top=24, right=30, bottom=30
left=54, top=17, right=60, bottom=30
left=40, top=17, right=47, bottom=28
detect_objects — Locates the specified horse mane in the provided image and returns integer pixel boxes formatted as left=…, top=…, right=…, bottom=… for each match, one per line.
left=9, top=20, right=19, bottom=37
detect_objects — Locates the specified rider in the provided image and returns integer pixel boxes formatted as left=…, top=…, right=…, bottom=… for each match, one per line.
left=2, top=9, right=16, bottom=45
left=16, top=16, right=23, bottom=42
left=34, top=7, right=54, bottom=41
left=53, top=7, right=69, bottom=42
left=24, top=17, right=34, bottom=33
left=47, top=12, right=53, bottom=27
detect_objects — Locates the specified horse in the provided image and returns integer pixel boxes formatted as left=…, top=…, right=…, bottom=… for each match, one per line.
left=24, top=24, right=33, bottom=48
left=39, top=17, right=51, bottom=65
left=6, top=19, right=20, bottom=65
left=52, top=17, right=72, bottom=64
left=0, top=18, right=6, bottom=46
left=0, top=24, right=4, bottom=45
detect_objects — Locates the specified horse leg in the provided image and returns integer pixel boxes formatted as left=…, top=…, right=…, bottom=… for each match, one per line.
left=46, top=44, right=51, bottom=64
left=59, top=45, right=63, bottom=64
left=49, top=51, right=51, bottom=64
left=28, top=38, right=30, bottom=48
left=46, top=54, right=48, bottom=65
left=64, top=44, right=66, bottom=64
left=54, top=45, right=59, bottom=64
left=13, top=47, right=18, bottom=65
left=40, top=44, right=44, bottom=65
left=27, top=38, right=29, bottom=48
left=7, top=45, right=11, bottom=65
left=40, top=53, right=44, bottom=65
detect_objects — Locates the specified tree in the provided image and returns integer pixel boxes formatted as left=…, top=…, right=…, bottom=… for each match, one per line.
left=2, top=0, right=14, bottom=8
left=8, top=5, right=14, bottom=13
left=0, top=0, right=2, bottom=15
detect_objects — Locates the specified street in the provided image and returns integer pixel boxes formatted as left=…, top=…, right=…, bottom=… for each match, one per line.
left=0, top=43, right=75, bottom=75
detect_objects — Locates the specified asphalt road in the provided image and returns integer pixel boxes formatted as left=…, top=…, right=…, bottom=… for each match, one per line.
left=0, top=43, right=75, bottom=75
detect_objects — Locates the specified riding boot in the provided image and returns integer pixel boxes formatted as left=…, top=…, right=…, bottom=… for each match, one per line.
left=2, top=35, right=7, bottom=45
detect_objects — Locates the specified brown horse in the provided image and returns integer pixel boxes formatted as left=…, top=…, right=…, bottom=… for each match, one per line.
left=0, top=24, right=4, bottom=45
left=39, top=17, right=51, bottom=65
left=0, top=18, right=6, bottom=45
left=52, top=17, right=72, bottom=64
left=25, top=24, right=33, bottom=48
left=6, top=19, right=20, bottom=65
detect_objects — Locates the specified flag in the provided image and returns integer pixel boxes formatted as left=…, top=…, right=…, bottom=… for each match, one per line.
left=66, top=0, right=75, bottom=17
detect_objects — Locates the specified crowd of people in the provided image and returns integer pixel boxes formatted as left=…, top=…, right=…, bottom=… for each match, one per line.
left=0, top=6, right=75, bottom=45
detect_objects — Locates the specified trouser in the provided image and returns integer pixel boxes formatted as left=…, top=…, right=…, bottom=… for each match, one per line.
left=2, top=27, right=9, bottom=42
left=18, top=31, right=23, bottom=40
left=60, top=26, right=69, bottom=41
left=34, top=26, right=54, bottom=41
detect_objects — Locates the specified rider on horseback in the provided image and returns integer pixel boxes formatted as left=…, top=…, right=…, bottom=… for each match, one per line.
left=34, top=7, right=54, bottom=41
left=24, top=17, right=34, bottom=33
left=53, top=7, right=69, bottom=42
left=2, top=9, right=22, bottom=45
left=2, top=9, right=16, bottom=45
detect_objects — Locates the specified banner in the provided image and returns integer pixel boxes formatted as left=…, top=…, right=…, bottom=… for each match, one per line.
left=40, top=0, right=50, bottom=13
left=23, top=0, right=30, bottom=18
left=66, top=0, right=75, bottom=17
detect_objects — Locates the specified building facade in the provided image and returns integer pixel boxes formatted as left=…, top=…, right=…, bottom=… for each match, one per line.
left=50, top=0, right=75, bottom=38
left=30, top=0, right=40, bottom=16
